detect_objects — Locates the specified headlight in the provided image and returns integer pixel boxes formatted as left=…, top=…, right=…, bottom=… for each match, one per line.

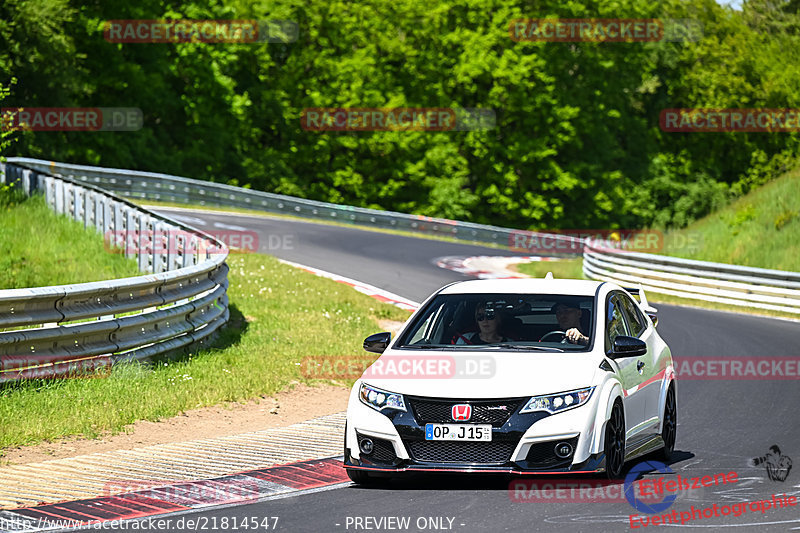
left=520, top=387, right=595, bottom=415
left=359, top=383, right=406, bottom=412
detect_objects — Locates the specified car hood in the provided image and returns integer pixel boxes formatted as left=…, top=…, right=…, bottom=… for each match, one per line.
left=359, top=349, right=601, bottom=399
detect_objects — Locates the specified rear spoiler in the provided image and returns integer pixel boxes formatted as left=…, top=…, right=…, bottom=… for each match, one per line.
left=624, top=284, right=659, bottom=327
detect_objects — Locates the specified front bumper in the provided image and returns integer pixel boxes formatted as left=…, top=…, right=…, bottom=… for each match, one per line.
left=344, top=393, right=606, bottom=474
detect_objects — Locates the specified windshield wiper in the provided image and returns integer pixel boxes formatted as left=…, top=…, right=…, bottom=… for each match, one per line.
left=495, top=344, right=565, bottom=352
left=399, top=344, right=455, bottom=349
left=399, top=344, right=564, bottom=352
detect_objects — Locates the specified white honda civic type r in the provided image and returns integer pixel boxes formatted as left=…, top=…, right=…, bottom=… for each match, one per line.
left=344, top=278, right=676, bottom=483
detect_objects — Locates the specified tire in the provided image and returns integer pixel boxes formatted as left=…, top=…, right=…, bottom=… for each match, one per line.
left=604, top=400, right=626, bottom=479
left=659, top=385, right=677, bottom=461
left=343, top=422, right=350, bottom=459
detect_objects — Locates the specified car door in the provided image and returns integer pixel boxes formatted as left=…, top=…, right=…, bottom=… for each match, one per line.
left=605, top=294, right=646, bottom=439
left=618, top=292, right=661, bottom=433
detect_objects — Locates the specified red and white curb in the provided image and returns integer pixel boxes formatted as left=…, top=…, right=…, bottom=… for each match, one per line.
left=278, top=259, right=420, bottom=311
left=0, top=412, right=347, bottom=512
left=435, top=255, right=556, bottom=279
left=0, top=457, right=348, bottom=532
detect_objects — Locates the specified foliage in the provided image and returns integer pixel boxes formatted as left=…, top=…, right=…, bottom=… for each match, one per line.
left=0, top=78, right=16, bottom=168
left=1, top=0, right=799, bottom=230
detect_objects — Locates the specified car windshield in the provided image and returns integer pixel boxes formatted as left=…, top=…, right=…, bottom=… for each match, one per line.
left=396, top=293, right=594, bottom=351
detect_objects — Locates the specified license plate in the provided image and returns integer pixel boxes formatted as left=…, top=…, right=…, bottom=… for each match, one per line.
left=425, top=423, right=492, bottom=441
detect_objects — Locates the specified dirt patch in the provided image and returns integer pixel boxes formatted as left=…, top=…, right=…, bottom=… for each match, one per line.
left=378, top=319, right=407, bottom=335
left=1, top=382, right=350, bottom=467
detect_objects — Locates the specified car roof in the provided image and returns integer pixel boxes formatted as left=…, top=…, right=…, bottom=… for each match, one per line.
left=438, top=278, right=604, bottom=296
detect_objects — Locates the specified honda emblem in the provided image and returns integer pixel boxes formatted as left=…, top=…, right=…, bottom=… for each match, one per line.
left=451, top=404, right=472, bottom=421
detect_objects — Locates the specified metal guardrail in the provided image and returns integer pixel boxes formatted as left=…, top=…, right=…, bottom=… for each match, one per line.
left=583, top=240, right=800, bottom=314
left=0, top=162, right=230, bottom=382
left=7, top=157, right=800, bottom=319
left=7, top=157, right=534, bottom=248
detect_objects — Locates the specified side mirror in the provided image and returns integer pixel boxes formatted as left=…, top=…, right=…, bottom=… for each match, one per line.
left=608, top=335, right=647, bottom=359
left=363, top=332, right=391, bottom=354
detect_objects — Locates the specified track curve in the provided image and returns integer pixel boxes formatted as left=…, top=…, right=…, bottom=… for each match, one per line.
left=108, top=207, right=800, bottom=533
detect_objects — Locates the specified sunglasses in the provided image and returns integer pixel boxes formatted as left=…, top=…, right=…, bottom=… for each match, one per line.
left=476, top=310, right=496, bottom=321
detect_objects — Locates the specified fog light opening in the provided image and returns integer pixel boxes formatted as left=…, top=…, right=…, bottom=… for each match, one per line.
left=555, top=442, right=574, bottom=459
left=359, top=438, right=374, bottom=455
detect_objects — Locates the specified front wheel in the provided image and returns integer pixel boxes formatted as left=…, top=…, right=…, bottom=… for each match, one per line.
left=604, top=401, right=626, bottom=479
left=659, top=385, right=677, bottom=461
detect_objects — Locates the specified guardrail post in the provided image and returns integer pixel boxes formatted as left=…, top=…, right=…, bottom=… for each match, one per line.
left=137, top=212, right=148, bottom=272
left=55, top=179, right=65, bottom=215
left=43, top=176, right=55, bottom=209
left=102, top=197, right=112, bottom=235
left=21, top=169, right=31, bottom=195
left=153, top=222, right=166, bottom=274
left=125, top=208, right=136, bottom=261
left=65, top=183, right=74, bottom=218
left=184, top=235, right=198, bottom=267
left=73, top=185, right=82, bottom=224
left=84, top=190, right=95, bottom=230
left=95, top=193, right=104, bottom=234
left=175, top=230, right=186, bottom=270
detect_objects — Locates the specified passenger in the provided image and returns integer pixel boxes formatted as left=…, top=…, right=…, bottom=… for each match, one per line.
left=453, top=303, right=509, bottom=345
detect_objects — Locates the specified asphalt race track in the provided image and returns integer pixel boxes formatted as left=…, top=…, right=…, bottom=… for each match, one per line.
left=110, top=208, right=800, bottom=532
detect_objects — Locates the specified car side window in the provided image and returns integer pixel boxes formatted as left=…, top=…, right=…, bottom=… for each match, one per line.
left=406, top=303, right=442, bottom=344
left=618, top=293, right=647, bottom=338
left=605, top=295, right=629, bottom=352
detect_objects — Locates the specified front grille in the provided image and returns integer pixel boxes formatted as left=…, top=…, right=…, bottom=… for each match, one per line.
left=407, top=397, right=524, bottom=428
left=357, top=433, right=398, bottom=465
left=525, top=436, right=579, bottom=468
left=406, top=440, right=516, bottom=464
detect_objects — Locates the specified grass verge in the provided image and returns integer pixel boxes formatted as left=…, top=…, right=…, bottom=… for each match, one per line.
left=0, top=190, right=141, bottom=289
left=0, top=252, right=410, bottom=452
left=515, top=258, right=584, bottom=279
left=662, top=165, right=800, bottom=271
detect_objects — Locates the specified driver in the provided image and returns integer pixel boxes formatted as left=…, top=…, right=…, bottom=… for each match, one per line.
left=551, top=301, right=590, bottom=345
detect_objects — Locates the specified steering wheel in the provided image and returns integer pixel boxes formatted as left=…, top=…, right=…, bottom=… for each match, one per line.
left=540, top=330, right=568, bottom=343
